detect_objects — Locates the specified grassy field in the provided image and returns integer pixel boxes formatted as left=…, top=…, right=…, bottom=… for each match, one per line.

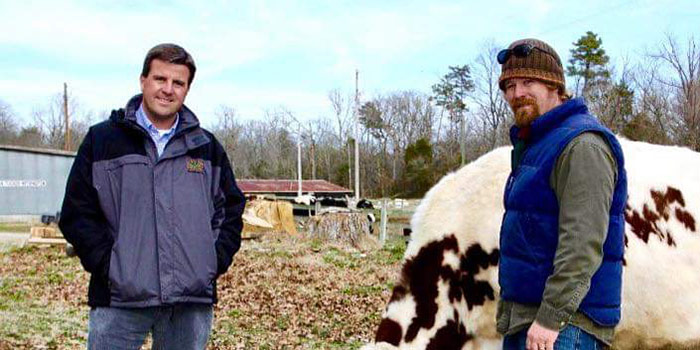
left=0, top=232, right=407, bottom=350
left=0, top=222, right=32, bottom=233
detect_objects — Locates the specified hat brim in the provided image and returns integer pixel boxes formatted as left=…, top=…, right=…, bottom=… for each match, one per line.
left=499, top=68, right=565, bottom=91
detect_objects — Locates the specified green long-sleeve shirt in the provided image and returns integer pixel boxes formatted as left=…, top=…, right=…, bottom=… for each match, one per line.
left=496, top=132, right=618, bottom=345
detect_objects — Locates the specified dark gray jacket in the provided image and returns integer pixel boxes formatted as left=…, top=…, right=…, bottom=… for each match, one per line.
left=59, top=95, right=246, bottom=307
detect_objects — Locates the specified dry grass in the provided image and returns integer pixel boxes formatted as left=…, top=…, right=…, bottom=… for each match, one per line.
left=0, top=222, right=32, bottom=233
left=0, top=233, right=406, bottom=349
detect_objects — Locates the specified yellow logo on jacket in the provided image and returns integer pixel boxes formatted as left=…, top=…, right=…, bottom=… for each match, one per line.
left=186, top=158, right=205, bottom=173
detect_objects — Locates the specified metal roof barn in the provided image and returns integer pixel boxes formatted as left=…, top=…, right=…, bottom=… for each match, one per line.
left=0, top=145, right=76, bottom=217
left=237, top=179, right=352, bottom=197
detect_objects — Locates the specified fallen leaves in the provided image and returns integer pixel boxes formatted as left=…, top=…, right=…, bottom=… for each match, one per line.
left=0, top=234, right=405, bottom=349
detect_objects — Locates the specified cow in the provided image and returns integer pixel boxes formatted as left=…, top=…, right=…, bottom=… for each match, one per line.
left=361, top=139, right=700, bottom=350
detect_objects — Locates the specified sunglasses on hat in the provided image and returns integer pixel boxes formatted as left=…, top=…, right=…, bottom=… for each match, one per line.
left=497, top=43, right=561, bottom=66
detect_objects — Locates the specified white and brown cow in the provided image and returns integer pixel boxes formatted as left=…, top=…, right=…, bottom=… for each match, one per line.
left=362, top=139, right=700, bottom=350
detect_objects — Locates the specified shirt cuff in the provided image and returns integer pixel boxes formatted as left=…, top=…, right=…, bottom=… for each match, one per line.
left=535, top=301, right=572, bottom=331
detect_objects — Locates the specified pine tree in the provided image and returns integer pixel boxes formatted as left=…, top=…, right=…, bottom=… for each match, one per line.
left=567, top=31, right=611, bottom=97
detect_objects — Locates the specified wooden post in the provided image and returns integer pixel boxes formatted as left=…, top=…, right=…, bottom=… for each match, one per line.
left=297, top=138, right=302, bottom=197
left=380, top=198, right=388, bottom=245
left=63, top=83, right=71, bottom=151
left=354, top=69, right=360, bottom=201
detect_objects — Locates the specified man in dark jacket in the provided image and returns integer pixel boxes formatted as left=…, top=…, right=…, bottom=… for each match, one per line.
left=495, top=39, right=627, bottom=350
left=59, top=43, right=246, bottom=349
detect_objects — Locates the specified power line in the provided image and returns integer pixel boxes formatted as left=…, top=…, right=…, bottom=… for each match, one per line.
left=536, top=0, right=638, bottom=36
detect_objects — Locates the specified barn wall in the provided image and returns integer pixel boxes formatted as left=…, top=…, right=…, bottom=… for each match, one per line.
left=0, top=146, right=76, bottom=216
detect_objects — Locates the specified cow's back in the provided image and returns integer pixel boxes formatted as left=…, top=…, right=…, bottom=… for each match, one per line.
left=616, top=139, right=700, bottom=349
left=364, top=139, right=700, bottom=350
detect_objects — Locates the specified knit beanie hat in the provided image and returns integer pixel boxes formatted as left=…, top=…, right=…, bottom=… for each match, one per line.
left=498, top=38, right=565, bottom=92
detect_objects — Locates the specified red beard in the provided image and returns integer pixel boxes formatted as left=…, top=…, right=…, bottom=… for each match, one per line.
left=510, top=97, right=540, bottom=127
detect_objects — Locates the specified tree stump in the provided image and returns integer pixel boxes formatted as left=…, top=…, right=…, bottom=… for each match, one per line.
left=307, top=211, right=379, bottom=250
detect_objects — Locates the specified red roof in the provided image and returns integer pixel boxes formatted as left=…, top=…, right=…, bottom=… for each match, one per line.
left=237, top=179, right=352, bottom=194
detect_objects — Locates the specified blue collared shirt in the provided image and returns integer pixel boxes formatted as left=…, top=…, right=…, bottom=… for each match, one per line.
left=136, top=104, right=179, bottom=157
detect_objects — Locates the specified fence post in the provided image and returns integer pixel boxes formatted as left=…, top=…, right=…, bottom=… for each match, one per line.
left=380, top=198, right=388, bottom=245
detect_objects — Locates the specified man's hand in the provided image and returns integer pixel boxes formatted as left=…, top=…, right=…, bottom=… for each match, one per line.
left=525, top=321, right=559, bottom=350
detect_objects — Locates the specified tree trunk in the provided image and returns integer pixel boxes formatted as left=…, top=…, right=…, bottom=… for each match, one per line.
left=311, top=141, right=316, bottom=180
left=307, top=211, right=379, bottom=250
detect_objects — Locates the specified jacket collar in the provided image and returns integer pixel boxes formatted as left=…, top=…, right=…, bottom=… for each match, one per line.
left=509, top=98, right=588, bottom=145
left=112, top=94, right=200, bottom=133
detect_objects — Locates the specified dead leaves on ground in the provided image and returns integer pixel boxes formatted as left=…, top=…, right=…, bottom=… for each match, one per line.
left=0, top=234, right=405, bottom=349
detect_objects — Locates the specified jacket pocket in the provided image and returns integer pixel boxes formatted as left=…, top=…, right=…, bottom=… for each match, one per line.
left=108, top=236, right=160, bottom=303
left=169, top=210, right=217, bottom=298
left=93, top=155, right=160, bottom=303
left=92, top=155, right=151, bottom=233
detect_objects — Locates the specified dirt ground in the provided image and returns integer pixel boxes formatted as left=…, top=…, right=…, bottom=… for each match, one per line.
left=0, top=232, right=406, bottom=350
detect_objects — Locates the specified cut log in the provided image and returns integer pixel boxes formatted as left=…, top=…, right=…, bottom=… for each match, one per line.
left=243, top=200, right=298, bottom=235
left=306, top=212, right=379, bottom=250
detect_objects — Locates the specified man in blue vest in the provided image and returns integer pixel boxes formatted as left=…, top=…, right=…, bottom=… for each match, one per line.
left=495, top=38, right=627, bottom=350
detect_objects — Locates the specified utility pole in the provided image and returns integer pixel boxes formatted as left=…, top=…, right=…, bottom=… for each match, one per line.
left=63, top=83, right=71, bottom=151
left=297, top=136, right=302, bottom=197
left=354, top=69, right=360, bottom=201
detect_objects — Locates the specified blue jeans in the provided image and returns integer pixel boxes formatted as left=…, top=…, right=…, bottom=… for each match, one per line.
left=503, top=325, right=604, bottom=350
left=87, top=304, right=213, bottom=350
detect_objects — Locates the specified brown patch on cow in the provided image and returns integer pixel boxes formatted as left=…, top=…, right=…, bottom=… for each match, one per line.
left=375, top=318, right=402, bottom=346
left=666, top=230, right=676, bottom=247
left=651, top=186, right=685, bottom=220
left=675, top=208, right=697, bottom=232
left=389, top=285, right=407, bottom=303
left=441, top=244, right=499, bottom=310
left=652, top=188, right=680, bottom=219
left=401, top=235, right=459, bottom=342
left=622, top=234, right=628, bottom=265
left=666, top=187, right=686, bottom=206
left=625, top=205, right=655, bottom=243
left=643, top=204, right=661, bottom=224
left=625, top=186, right=694, bottom=248
left=377, top=236, right=500, bottom=345
left=425, top=310, right=474, bottom=350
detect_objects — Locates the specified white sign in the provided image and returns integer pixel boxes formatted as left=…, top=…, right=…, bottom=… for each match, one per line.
left=0, top=179, right=48, bottom=188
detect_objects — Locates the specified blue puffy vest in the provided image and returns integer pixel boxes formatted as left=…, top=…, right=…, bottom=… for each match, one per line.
left=498, top=98, right=627, bottom=327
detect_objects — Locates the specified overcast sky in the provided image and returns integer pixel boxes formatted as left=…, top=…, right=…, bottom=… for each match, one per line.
left=1, top=0, right=699, bottom=128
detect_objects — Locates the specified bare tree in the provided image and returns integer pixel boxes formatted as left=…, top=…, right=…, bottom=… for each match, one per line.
left=0, top=99, right=19, bottom=144
left=15, top=126, right=45, bottom=148
left=471, top=40, right=511, bottom=149
left=629, top=57, right=674, bottom=142
left=649, top=34, right=700, bottom=150
left=212, top=105, right=246, bottom=174
left=328, top=89, right=353, bottom=141
left=328, top=89, right=355, bottom=188
left=360, top=91, right=435, bottom=183
left=585, top=60, right=636, bottom=134
left=31, top=91, right=91, bottom=150
left=284, top=110, right=328, bottom=180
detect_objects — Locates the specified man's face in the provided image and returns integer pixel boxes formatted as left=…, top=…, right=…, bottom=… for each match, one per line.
left=503, top=78, right=562, bottom=127
left=140, top=59, right=190, bottom=123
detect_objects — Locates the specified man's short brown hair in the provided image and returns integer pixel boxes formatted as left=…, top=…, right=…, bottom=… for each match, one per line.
left=141, top=43, right=196, bottom=86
